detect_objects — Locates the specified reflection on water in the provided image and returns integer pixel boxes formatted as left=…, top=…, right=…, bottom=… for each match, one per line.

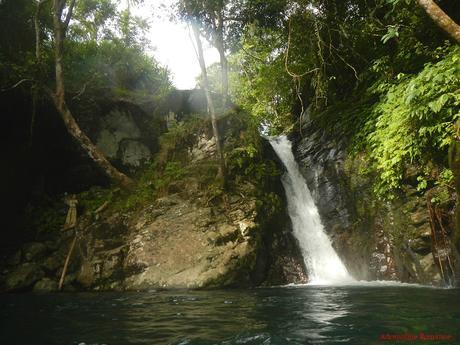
left=298, top=288, right=350, bottom=342
left=0, top=286, right=459, bottom=345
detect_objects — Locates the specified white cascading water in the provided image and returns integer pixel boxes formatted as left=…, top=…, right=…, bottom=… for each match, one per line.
left=270, top=135, right=354, bottom=284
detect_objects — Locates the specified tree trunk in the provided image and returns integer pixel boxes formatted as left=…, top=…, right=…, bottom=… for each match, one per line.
left=191, top=23, right=226, bottom=184
left=417, top=0, right=460, bottom=44
left=217, top=43, right=229, bottom=107
left=52, top=0, right=133, bottom=187
left=216, top=12, right=229, bottom=107
left=58, top=233, right=77, bottom=291
left=31, top=0, right=47, bottom=143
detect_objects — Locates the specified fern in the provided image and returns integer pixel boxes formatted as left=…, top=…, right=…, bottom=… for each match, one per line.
left=367, top=46, right=460, bottom=197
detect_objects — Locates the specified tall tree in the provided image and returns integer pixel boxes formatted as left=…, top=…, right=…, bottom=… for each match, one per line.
left=50, top=0, right=133, bottom=187
left=31, top=0, right=48, bottom=143
left=178, top=0, right=229, bottom=106
left=191, top=22, right=227, bottom=184
left=215, top=7, right=229, bottom=106
left=416, top=0, right=460, bottom=44
left=176, top=0, right=289, bottom=106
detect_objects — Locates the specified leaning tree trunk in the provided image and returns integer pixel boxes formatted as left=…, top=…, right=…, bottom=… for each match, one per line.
left=52, top=0, right=133, bottom=187
left=191, top=23, right=226, bottom=184
left=417, top=0, right=460, bottom=44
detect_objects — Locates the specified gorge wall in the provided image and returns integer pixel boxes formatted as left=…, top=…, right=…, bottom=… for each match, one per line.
left=291, top=114, right=460, bottom=286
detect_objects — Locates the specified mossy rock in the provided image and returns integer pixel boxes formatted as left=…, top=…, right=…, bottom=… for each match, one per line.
left=33, top=278, right=58, bottom=292
left=4, top=264, right=45, bottom=292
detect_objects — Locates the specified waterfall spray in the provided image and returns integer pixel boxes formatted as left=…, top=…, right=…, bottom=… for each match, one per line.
left=270, top=136, right=354, bottom=284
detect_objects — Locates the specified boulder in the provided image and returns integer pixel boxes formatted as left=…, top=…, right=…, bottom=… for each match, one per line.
left=33, top=278, right=58, bottom=292
left=93, top=103, right=165, bottom=171
left=408, top=238, right=431, bottom=255
left=22, top=242, right=48, bottom=262
left=4, top=264, right=44, bottom=291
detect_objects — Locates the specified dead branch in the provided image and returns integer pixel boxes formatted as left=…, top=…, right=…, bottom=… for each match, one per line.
left=1, top=79, right=36, bottom=92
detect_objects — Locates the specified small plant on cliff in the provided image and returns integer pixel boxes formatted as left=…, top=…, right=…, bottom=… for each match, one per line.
left=157, top=117, right=206, bottom=166
left=153, top=161, right=189, bottom=196
left=78, top=187, right=114, bottom=214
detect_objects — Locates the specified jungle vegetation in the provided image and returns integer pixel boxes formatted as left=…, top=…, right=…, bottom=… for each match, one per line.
left=1, top=0, right=459, bottom=217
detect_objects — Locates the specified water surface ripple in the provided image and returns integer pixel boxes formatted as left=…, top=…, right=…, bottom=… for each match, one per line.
left=1, top=285, right=459, bottom=344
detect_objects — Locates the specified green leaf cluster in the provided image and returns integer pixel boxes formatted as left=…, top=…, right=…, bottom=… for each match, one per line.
left=366, top=46, right=460, bottom=197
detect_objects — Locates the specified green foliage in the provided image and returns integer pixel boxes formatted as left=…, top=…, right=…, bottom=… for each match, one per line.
left=70, top=0, right=118, bottom=41
left=153, top=161, right=189, bottom=194
left=225, top=111, right=281, bottom=186
left=228, top=144, right=279, bottom=186
left=21, top=197, right=65, bottom=237
left=430, top=186, right=452, bottom=206
left=381, top=25, right=400, bottom=44
left=428, top=168, right=455, bottom=206
left=416, top=175, right=428, bottom=192
left=438, top=168, right=454, bottom=186
left=229, top=25, right=295, bottom=133
left=256, top=192, right=283, bottom=220
left=78, top=186, right=114, bottom=214
left=223, top=0, right=460, bottom=138
left=0, top=0, right=171, bottom=101
left=157, top=117, right=207, bottom=165
left=63, top=39, right=171, bottom=102
left=366, top=46, right=460, bottom=197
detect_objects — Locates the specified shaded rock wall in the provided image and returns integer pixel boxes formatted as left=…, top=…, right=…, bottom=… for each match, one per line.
left=291, top=116, right=457, bottom=285
left=0, top=87, right=216, bottom=248
left=88, top=102, right=165, bottom=172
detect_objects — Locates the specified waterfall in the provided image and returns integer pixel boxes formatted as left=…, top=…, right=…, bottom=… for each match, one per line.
left=270, top=135, right=354, bottom=284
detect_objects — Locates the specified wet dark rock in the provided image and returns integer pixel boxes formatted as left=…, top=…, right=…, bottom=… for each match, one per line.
left=4, top=263, right=44, bottom=292
left=33, top=278, right=58, bottom=292
left=43, top=255, right=62, bottom=274
left=290, top=116, right=454, bottom=285
left=22, top=242, right=48, bottom=262
left=6, top=250, right=21, bottom=267
left=408, top=238, right=431, bottom=255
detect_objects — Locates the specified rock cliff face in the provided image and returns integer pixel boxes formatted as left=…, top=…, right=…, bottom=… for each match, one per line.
left=0, top=174, right=306, bottom=292
left=72, top=185, right=305, bottom=290
left=93, top=104, right=162, bottom=170
left=291, top=116, right=459, bottom=286
left=0, top=113, right=307, bottom=292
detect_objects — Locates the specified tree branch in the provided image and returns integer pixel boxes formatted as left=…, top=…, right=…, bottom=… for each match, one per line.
left=1, top=79, right=36, bottom=92
left=71, top=75, right=96, bottom=100
left=285, top=19, right=319, bottom=78
left=417, top=0, right=460, bottom=44
left=63, top=0, right=76, bottom=31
